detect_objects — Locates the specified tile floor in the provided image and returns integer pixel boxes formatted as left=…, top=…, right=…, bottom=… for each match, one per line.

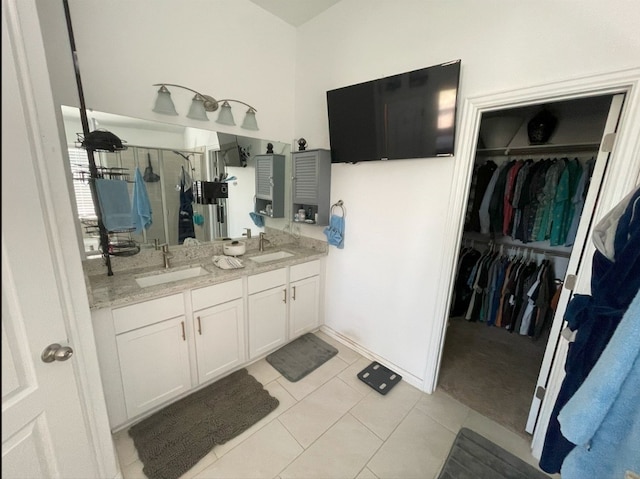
left=113, top=330, right=549, bottom=479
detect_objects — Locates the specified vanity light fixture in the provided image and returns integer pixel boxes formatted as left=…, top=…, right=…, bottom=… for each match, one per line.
left=152, top=83, right=258, bottom=130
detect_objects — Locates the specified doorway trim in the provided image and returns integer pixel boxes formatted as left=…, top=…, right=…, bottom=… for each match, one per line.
left=423, top=67, right=640, bottom=450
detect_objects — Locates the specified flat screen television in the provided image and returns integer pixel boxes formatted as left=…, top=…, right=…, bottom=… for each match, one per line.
left=327, top=59, right=461, bottom=163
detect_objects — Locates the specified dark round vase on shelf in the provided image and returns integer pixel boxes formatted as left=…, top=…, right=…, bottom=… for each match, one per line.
left=527, top=109, right=558, bottom=145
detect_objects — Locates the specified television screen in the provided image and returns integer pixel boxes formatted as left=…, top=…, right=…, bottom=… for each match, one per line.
left=327, top=60, right=460, bottom=163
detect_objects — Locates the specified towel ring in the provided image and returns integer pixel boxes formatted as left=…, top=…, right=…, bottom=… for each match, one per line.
left=331, top=200, right=346, bottom=218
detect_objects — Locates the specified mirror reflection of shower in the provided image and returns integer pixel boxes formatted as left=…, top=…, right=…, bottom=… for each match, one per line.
left=61, top=106, right=291, bottom=255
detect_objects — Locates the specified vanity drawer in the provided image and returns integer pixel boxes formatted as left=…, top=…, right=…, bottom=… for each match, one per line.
left=191, top=278, right=243, bottom=311
left=248, top=268, right=286, bottom=294
left=290, top=260, right=321, bottom=282
left=113, top=293, right=184, bottom=334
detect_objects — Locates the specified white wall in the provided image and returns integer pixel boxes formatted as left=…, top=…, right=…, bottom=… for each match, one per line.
left=38, top=0, right=640, bottom=387
left=42, top=0, right=297, bottom=145
left=293, top=0, right=640, bottom=382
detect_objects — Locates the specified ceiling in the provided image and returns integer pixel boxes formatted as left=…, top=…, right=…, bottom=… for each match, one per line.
left=248, top=0, right=341, bottom=27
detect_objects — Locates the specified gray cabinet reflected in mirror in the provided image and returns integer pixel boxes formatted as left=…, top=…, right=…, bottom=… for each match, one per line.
left=61, top=106, right=291, bottom=255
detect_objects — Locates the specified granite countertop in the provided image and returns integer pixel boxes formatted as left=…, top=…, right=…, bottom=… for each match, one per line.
left=86, top=243, right=326, bottom=310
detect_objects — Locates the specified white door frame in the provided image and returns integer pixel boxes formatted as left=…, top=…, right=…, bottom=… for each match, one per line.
left=424, top=67, right=640, bottom=454
left=3, top=0, right=120, bottom=476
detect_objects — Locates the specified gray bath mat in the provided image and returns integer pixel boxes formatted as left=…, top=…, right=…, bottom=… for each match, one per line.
left=266, top=333, right=338, bottom=382
left=128, top=368, right=279, bottom=479
left=438, top=428, right=549, bottom=479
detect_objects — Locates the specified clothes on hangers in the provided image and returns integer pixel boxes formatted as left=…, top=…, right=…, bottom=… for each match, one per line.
left=565, top=159, right=593, bottom=246
left=466, top=160, right=497, bottom=232
left=178, top=166, right=195, bottom=244
left=467, top=156, right=592, bottom=247
left=453, top=245, right=556, bottom=339
left=450, top=246, right=482, bottom=316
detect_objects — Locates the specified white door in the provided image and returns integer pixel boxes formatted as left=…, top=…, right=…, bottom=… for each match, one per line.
left=1, top=2, right=101, bottom=477
left=525, top=93, right=626, bottom=434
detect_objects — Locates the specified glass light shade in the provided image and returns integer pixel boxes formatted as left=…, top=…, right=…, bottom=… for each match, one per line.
left=186, top=94, right=209, bottom=121
left=215, top=101, right=236, bottom=126
left=153, top=86, right=178, bottom=115
left=241, top=108, right=259, bottom=131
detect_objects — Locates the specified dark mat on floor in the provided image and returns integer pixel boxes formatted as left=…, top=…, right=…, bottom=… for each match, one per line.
left=266, top=333, right=338, bottom=382
left=438, top=428, right=549, bottom=479
left=128, top=368, right=279, bottom=479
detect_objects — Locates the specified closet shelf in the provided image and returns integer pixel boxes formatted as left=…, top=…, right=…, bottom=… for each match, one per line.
left=463, top=231, right=572, bottom=258
left=476, top=142, right=600, bottom=157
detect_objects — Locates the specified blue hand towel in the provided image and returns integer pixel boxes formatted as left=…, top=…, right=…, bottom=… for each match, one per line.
left=95, top=178, right=134, bottom=232
left=249, top=212, right=265, bottom=227
left=131, top=167, right=152, bottom=233
left=324, top=214, right=345, bottom=249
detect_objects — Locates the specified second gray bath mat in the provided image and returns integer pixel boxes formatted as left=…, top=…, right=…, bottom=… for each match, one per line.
left=266, top=333, right=338, bottom=382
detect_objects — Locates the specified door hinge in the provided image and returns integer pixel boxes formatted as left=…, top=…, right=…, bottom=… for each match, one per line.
left=535, top=386, right=546, bottom=400
left=564, top=274, right=577, bottom=291
left=601, top=132, right=617, bottom=153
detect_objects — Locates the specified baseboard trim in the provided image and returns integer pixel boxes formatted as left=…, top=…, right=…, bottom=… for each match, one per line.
left=319, top=326, right=425, bottom=391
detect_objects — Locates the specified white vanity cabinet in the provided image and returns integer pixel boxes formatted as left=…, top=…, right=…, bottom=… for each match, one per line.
left=191, top=279, right=245, bottom=384
left=247, top=268, right=288, bottom=359
left=289, top=260, right=321, bottom=339
left=111, top=294, right=191, bottom=421
left=91, top=255, right=325, bottom=430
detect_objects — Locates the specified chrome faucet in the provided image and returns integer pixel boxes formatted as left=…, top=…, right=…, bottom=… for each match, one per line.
left=259, top=232, right=270, bottom=252
left=243, top=228, right=252, bottom=239
left=161, top=244, right=173, bottom=269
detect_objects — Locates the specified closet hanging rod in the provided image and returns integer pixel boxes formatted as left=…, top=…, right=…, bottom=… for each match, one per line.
left=463, top=235, right=571, bottom=258
left=476, top=142, right=600, bottom=157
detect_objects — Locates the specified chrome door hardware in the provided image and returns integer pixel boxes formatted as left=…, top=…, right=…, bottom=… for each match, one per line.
left=564, top=274, right=577, bottom=291
left=41, top=343, right=74, bottom=363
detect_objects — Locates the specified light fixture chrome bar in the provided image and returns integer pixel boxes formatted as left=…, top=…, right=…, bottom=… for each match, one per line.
left=153, top=84, right=257, bottom=113
left=217, top=99, right=258, bottom=112
left=153, top=84, right=258, bottom=129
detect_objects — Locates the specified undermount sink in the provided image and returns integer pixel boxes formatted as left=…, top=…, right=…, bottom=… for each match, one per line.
left=135, top=266, right=208, bottom=288
left=249, top=251, right=294, bottom=263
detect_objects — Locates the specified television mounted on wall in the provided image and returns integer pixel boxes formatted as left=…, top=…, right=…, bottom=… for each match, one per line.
left=326, top=59, right=461, bottom=163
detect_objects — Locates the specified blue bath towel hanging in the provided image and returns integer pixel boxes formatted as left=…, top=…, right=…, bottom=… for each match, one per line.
left=95, top=177, right=134, bottom=232
left=131, top=167, right=152, bottom=233
left=324, top=202, right=346, bottom=249
left=249, top=212, right=265, bottom=227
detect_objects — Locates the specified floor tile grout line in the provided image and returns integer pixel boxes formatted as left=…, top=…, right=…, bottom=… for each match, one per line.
left=348, top=411, right=390, bottom=478
left=273, top=376, right=375, bottom=479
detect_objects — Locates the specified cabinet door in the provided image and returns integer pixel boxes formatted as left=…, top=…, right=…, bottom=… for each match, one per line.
left=194, top=299, right=245, bottom=384
left=293, top=152, right=319, bottom=204
left=248, top=286, right=287, bottom=359
left=255, top=154, right=285, bottom=217
left=291, top=149, right=331, bottom=225
left=255, top=155, right=274, bottom=200
left=289, top=275, right=320, bottom=339
left=116, top=316, right=190, bottom=419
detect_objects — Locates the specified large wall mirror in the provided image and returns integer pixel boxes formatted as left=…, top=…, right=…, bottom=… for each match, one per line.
left=61, top=106, right=291, bottom=255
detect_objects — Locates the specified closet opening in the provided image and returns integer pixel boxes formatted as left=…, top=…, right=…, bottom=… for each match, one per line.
left=436, top=93, right=622, bottom=440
